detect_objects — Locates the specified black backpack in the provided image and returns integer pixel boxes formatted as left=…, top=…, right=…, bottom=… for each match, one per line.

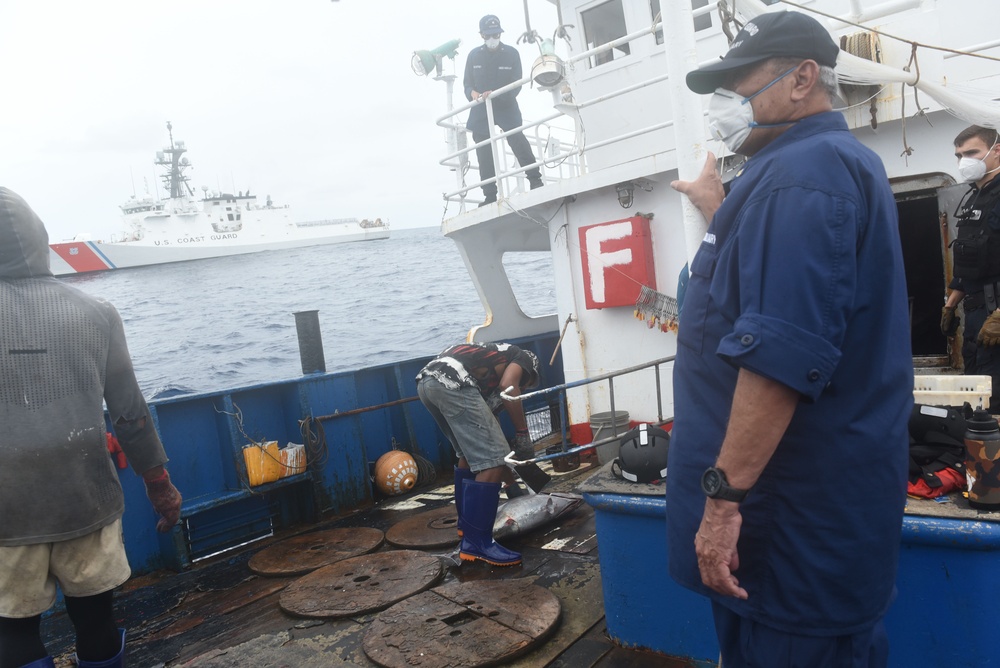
left=908, top=404, right=968, bottom=489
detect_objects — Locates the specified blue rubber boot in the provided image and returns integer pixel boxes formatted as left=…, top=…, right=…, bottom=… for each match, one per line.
left=76, top=628, right=125, bottom=668
left=454, top=467, right=476, bottom=537
left=459, top=479, right=522, bottom=567
left=18, top=657, right=55, bottom=668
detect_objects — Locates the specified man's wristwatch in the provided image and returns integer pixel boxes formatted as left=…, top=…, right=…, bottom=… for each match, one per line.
left=701, top=466, right=750, bottom=503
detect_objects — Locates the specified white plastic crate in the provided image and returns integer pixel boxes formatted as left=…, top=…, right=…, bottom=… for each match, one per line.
left=913, top=375, right=992, bottom=409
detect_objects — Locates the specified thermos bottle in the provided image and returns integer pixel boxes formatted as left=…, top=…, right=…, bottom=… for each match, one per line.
left=964, top=408, right=1000, bottom=510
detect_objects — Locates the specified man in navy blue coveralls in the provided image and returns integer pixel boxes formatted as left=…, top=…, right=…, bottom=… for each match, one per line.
left=464, top=14, right=543, bottom=205
left=666, top=12, right=913, bottom=667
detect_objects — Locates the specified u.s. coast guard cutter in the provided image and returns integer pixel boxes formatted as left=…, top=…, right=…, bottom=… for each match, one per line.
left=48, top=122, right=388, bottom=276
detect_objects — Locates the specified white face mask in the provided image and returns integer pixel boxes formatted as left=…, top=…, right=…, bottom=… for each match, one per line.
left=485, top=37, right=500, bottom=50
left=707, top=67, right=797, bottom=154
left=958, top=139, right=999, bottom=183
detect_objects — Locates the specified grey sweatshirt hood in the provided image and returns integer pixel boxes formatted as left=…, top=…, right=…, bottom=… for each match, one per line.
left=0, top=187, right=52, bottom=279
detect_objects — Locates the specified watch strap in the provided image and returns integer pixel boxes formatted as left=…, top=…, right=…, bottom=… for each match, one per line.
left=704, top=466, right=750, bottom=503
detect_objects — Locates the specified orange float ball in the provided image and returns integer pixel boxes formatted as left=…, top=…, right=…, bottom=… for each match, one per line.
left=374, top=451, right=418, bottom=495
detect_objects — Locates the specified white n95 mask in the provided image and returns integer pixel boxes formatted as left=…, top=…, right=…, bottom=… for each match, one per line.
left=958, top=138, right=999, bottom=183
left=959, top=157, right=989, bottom=183
left=706, top=66, right=798, bottom=154
left=708, top=89, right=755, bottom=153
left=485, top=37, right=500, bottom=50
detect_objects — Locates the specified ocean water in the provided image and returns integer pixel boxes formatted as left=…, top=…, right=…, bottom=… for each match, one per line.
left=62, top=227, right=556, bottom=397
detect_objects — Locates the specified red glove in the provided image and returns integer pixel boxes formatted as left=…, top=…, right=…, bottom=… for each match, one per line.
left=144, top=468, right=183, bottom=532
left=106, top=434, right=127, bottom=469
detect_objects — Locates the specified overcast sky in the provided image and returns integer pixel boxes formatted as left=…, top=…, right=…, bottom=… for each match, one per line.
left=0, top=1, right=559, bottom=242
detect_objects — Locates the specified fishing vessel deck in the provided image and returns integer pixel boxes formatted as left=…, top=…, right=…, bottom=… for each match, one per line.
left=29, top=0, right=1000, bottom=665
left=38, top=462, right=697, bottom=668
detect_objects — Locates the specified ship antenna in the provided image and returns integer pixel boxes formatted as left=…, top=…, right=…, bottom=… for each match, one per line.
left=155, top=120, right=193, bottom=199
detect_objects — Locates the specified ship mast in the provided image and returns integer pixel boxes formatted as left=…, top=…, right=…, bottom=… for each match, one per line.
left=155, top=121, right=194, bottom=199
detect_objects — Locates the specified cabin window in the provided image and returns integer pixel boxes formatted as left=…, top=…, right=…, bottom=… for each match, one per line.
left=582, top=1, right=630, bottom=68
left=502, top=252, right=557, bottom=318
left=651, top=0, right=712, bottom=45
left=227, top=213, right=235, bottom=221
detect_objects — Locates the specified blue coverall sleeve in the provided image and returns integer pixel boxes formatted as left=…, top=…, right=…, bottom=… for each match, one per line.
left=716, top=187, right=856, bottom=400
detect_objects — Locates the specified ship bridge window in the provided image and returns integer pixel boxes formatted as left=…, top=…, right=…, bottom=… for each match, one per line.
left=582, top=1, right=630, bottom=68
left=502, top=252, right=557, bottom=318
left=651, top=0, right=712, bottom=45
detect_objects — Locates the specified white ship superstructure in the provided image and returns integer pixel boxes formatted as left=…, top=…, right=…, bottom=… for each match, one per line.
left=430, top=0, right=1000, bottom=443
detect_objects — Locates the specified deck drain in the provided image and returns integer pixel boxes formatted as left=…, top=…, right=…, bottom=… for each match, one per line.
left=248, top=527, right=384, bottom=577
left=279, top=550, right=443, bottom=618
left=385, top=505, right=460, bottom=549
left=363, top=579, right=561, bottom=667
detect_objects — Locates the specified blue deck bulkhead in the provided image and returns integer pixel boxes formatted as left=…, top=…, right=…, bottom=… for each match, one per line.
left=116, top=333, right=563, bottom=574
left=580, top=467, right=1000, bottom=668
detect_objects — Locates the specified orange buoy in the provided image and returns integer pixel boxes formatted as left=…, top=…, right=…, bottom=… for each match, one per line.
left=375, top=451, right=419, bottom=495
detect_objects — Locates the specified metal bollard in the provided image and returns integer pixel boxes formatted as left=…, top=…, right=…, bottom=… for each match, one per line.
left=293, top=310, right=326, bottom=374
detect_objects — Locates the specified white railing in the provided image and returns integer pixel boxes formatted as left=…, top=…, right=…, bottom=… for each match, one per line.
left=436, top=0, right=993, bottom=211
left=435, top=14, right=699, bottom=209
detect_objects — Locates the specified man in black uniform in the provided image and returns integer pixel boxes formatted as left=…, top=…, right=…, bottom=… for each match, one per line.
left=464, top=14, right=544, bottom=205
left=942, top=125, right=1000, bottom=410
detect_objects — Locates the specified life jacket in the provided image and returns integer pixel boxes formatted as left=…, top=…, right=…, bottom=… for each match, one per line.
left=951, top=181, right=1000, bottom=281
left=908, top=403, right=967, bottom=497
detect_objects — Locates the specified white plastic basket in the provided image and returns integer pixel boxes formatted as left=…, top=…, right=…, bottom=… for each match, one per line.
left=913, top=375, right=992, bottom=409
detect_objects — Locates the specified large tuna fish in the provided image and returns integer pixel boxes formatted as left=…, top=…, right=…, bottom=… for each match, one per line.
left=493, top=492, right=583, bottom=541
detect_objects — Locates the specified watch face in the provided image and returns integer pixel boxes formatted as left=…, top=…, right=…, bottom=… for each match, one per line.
left=702, top=468, right=722, bottom=496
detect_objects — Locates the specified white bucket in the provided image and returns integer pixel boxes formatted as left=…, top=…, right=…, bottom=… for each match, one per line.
left=590, top=410, right=630, bottom=464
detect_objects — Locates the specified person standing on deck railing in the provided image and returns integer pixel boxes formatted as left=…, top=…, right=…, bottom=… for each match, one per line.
left=416, top=342, right=539, bottom=567
left=0, top=188, right=182, bottom=668
left=464, top=14, right=544, bottom=206
left=941, top=125, right=1000, bottom=411
left=666, top=12, right=912, bottom=668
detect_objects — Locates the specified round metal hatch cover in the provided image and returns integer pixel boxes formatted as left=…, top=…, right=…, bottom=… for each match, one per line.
left=279, top=550, right=443, bottom=618
left=248, top=527, right=385, bottom=577
left=384, top=504, right=460, bottom=549
left=362, top=579, right=561, bottom=668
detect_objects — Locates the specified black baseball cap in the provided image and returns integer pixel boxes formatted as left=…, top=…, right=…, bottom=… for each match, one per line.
left=686, top=11, right=839, bottom=94
left=479, top=15, right=503, bottom=36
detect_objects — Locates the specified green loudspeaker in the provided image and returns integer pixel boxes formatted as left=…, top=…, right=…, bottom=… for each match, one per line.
left=411, top=39, right=462, bottom=77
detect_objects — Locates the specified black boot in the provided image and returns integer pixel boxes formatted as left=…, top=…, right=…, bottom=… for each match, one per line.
left=459, top=479, right=521, bottom=566
left=76, top=628, right=125, bottom=668
left=503, top=481, right=528, bottom=498
left=479, top=185, right=498, bottom=207
left=527, top=166, right=544, bottom=190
